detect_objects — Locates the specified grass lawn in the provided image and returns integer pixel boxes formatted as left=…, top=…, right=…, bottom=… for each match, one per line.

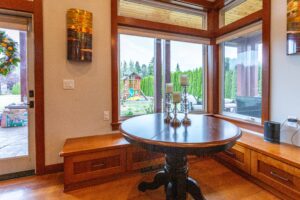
left=121, top=100, right=154, bottom=117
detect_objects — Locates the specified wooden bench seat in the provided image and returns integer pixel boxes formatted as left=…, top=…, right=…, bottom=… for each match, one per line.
left=60, top=133, right=163, bottom=191
left=216, top=131, right=300, bottom=200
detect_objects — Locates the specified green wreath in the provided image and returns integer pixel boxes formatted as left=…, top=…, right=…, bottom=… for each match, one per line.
left=0, top=31, right=20, bottom=76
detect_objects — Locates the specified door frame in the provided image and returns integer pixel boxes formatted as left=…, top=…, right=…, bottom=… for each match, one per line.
left=0, top=0, right=45, bottom=175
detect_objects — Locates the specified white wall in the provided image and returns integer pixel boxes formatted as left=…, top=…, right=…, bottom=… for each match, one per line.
left=43, top=0, right=112, bottom=165
left=271, top=0, right=300, bottom=145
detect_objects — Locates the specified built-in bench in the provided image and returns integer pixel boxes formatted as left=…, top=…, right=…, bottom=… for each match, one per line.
left=60, top=133, right=164, bottom=191
left=216, top=131, right=300, bottom=200
left=60, top=131, right=300, bottom=199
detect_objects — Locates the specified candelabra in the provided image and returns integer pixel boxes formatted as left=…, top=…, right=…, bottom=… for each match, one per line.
left=164, top=93, right=173, bottom=123
left=182, top=85, right=191, bottom=125
left=171, top=102, right=181, bottom=127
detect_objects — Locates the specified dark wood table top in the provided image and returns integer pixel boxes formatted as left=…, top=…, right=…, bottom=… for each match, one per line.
left=121, top=114, right=242, bottom=152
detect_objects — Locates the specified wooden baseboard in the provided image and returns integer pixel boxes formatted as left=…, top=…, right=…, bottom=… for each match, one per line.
left=214, top=157, right=293, bottom=200
left=45, top=163, right=64, bottom=174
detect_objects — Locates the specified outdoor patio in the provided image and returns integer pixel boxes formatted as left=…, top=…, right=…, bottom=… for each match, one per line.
left=0, top=126, right=28, bottom=159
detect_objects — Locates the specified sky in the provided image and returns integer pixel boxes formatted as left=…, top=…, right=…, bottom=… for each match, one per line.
left=120, top=34, right=263, bottom=72
left=120, top=34, right=203, bottom=72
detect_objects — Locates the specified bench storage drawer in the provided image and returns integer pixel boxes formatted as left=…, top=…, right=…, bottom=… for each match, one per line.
left=251, top=151, right=300, bottom=199
left=64, top=148, right=126, bottom=186
left=217, top=144, right=251, bottom=173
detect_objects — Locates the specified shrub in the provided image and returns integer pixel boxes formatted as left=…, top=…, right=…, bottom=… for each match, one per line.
left=11, top=82, right=20, bottom=95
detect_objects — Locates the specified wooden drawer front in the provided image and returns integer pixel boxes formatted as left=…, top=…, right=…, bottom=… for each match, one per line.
left=251, top=151, right=300, bottom=199
left=64, top=149, right=126, bottom=185
left=217, top=144, right=251, bottom=173
left=127, top=147, right=164, bottom=171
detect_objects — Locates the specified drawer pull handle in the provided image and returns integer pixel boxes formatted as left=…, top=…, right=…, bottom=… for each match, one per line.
left=270, top=171, right=289, bottom=182
left=225, top=150, right=235, bottom=158
left=92, top=163, right=105, bottom=168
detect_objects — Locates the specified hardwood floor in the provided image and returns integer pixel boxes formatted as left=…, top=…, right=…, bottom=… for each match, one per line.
left=0, top=159, right=279, bottom=200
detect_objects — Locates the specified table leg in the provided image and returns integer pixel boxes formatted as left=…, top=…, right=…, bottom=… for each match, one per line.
left=138, top=170, right=168, bottom=192
left=138, top=154, right=205, bottom=200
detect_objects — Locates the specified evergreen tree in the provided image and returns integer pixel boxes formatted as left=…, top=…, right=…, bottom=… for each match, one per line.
left=176, top=63, right=181, bottom=72
left=122, top=61, right=128, bottom=76
left=148, top=57, right=154, bottom=76
left=129, top=60, right=135, bottom=74
left=135, top=61, right=141, bottom=75
left=141, top=64, right=147, bottom=77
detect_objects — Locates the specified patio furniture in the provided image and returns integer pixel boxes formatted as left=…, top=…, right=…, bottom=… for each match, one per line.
left=236, top=96, right=262, bottom=118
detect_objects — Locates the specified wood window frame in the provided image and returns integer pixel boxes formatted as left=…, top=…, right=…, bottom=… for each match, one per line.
left=210, top=0, right=271, bottom=132
left=111, top=0, right=271, bottom=132
left=0, top=0, right=45, bottom=174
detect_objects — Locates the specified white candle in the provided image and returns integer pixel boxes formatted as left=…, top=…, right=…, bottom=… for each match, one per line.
left=180, top=75, right=189, bottom=86
left=173, top=92, right=181, bottom=103
left=166, top=83, right=173, bottom=94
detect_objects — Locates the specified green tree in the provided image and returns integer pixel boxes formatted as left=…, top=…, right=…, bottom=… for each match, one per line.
left=176, top=63, right=181, bottom=72
left=135, top=61, right=141, bottom=75
left=129, top=60, right=135, bottom=73
left=141, top=64, right=147, bottom=77
left=148, top=57, right=154, bottom=76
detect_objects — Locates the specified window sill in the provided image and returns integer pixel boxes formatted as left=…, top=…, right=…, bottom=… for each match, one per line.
left=213, top=114, right=264, bottom=133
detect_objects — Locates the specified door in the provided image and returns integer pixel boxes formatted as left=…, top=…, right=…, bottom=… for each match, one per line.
left=0, top=12, right=35, bottom=177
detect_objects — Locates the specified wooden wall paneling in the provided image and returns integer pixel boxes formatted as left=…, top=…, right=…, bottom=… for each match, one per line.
left=117, top=16, right=211, bottom=38
left=0, top=0, right=34, bottom=13
left=261, top=0, right=271, bottom=123
left=111, top=0, right=120, bottom=130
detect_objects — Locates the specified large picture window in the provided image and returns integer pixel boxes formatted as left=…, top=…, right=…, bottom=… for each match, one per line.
left=220, top=30, right=262, bottom=123
left=119, top=33, right=206, bottom=118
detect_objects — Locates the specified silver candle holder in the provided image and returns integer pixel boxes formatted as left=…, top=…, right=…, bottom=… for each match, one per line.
left=182, top=85, right=191, bottom=125
left=171, top=102, right=181, bottom=127
left=164, top=93, right=173, bottom=123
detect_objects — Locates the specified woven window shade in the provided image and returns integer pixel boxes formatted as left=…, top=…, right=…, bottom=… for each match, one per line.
left=118, top=0, right=206, bottom=30
left=0, top=14, right=29, bottom=31
left=221, top=0, right=262, bottom=27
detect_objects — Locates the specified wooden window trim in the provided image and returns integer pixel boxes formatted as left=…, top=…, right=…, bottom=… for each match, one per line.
left=0, top=0, right=45, bottom=175
left=209, top=0, right=271, bottom=131
left=111, top=0, right=271, bottom=132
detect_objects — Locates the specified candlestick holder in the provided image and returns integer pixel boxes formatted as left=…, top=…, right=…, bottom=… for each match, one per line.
left=164, top=93, right=173, bottom=123
left=182, top=85, right=191, bottom=126
left=171, top=102, right=181, bottom=127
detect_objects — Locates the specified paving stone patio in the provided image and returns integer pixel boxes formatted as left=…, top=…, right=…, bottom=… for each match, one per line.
left=0, top=126, right=28, bottom=159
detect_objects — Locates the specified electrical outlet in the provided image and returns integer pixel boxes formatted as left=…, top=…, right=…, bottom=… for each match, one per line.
left=104, top=111, right=110, bottom=121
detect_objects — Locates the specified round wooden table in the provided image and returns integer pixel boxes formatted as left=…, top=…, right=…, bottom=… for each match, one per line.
left=121, top=113, right=241, bottom=200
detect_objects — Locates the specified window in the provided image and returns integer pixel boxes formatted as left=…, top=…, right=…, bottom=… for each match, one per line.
left=169, top=41, right=205, bottom=112
left=118, top=0, right=207, bottom=30
left=220, top=30, right=262, bottom=123
left=119, top=34, right=155, bottom=117
left=219, top=0, right=263, bottom=27
left=119, top=33, right=206, bottom=118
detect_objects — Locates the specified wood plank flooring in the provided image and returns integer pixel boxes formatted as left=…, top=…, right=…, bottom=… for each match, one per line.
left=0, top=159, right=279, bottom=200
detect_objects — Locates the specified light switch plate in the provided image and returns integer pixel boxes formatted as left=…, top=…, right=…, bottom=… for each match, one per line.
left=63, top=79, right=75, bottom=90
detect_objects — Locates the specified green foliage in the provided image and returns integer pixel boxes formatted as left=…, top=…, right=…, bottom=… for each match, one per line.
left=140, top=76, right=154, bottom=97
left=11, top=82, right=20, bottom=95
left=0, top=31, right=21, bottom=76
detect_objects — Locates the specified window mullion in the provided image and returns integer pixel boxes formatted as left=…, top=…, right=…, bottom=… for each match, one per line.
left=155, top=39, right=162, bottom=113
